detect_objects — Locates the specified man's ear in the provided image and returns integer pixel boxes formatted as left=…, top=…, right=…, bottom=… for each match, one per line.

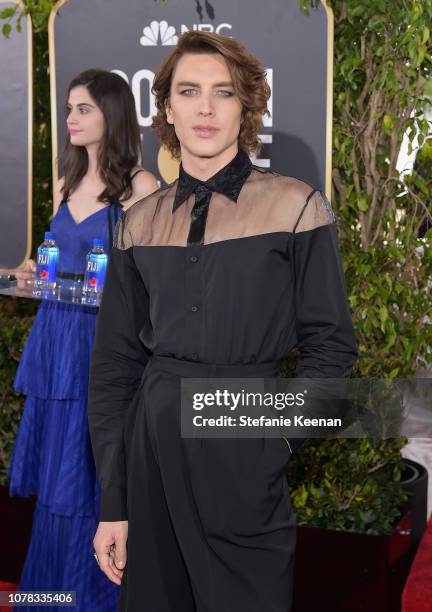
left=166, top=99, right=174, bottom=125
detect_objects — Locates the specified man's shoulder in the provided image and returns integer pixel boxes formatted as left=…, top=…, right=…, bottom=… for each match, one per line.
left=248, top=166, right=319, bottom=198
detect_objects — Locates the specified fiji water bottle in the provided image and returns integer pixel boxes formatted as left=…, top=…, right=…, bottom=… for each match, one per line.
left=82, top=239, right=108, bottom=304
left=34, top=232, right=59, bottom=295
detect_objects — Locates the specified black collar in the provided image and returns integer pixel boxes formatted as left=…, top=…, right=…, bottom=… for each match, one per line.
left=172, top=149, right=253, bottom=213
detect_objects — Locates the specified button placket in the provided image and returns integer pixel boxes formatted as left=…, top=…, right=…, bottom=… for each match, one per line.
left=184, top=244, right=203, bottom=362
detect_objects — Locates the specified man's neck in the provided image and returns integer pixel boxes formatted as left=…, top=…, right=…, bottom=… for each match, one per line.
left=180, top=144, right=239, bottom=182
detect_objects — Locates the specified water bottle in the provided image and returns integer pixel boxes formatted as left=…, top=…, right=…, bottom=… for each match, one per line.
left=82, top=239, right=108, bottom=305
left=34, top=231, right=59, bottom=295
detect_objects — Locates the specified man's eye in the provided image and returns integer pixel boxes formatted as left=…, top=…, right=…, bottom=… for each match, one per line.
left=180, top=89, right=197, bottom=96
left=217, top=90, right=234, bottom=97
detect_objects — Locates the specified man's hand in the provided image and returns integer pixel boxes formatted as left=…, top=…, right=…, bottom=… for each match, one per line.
left=93, top=520, right=128, bottom=586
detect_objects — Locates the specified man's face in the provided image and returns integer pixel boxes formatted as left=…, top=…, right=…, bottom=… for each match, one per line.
left=166, top=52, right=243, bottom=161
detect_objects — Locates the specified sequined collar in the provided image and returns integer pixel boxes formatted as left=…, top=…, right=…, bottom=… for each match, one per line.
left=172, top=149, right=253, bottom=213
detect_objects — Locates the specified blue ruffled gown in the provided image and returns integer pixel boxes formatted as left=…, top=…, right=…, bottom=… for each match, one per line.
left=8, top=200, right=122, bottom=611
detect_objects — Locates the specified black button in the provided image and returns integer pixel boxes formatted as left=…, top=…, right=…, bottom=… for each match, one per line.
left=191, top=305, right=198, bottom=312
left=191, top=353, right=198, bottom=360
left=190, top=256, right=198, bottom=263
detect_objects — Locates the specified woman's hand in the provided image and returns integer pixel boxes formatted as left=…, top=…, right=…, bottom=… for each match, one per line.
left=15, top=259, right=36, bottom=289
left=93, top=520, right=128, bottom=586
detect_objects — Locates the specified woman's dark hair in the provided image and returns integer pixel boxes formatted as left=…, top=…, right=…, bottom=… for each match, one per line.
left=61, top=69, right=141, bottom=204
left=152, top=31, right=271, bottom=160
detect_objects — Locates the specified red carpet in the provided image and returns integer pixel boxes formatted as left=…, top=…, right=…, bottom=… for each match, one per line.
left=0, top=582, right=18, bottom=611
left=402, top=515, right=432, bottom=612
left=2, top=521, right=432, bottom=612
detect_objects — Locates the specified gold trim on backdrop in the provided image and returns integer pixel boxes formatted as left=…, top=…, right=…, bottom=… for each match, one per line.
left=321, top=0, right=334, bottom=202
left=0, top=1, right=33, bottom=273
left=26, top=4, right=33, bottom=268
left=48, top=0, right=69, bottom=205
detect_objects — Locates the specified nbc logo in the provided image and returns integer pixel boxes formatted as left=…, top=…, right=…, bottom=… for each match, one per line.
left=140, top=20, right=178, bottom=46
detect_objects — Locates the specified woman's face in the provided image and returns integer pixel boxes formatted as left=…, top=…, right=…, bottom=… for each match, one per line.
left=66, top=85, right=105, bottom=149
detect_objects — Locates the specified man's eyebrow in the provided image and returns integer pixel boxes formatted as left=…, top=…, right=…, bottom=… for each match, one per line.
left=175, top=80, right=235, bottom=88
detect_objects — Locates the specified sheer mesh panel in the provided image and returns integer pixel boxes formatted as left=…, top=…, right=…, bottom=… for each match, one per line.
left=293, top=189, right=335, bottom=233
left=113, top=168, right=335, bottom=250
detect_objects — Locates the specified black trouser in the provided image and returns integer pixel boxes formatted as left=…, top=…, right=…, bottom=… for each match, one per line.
left=119, top=355, right=296, bottom=612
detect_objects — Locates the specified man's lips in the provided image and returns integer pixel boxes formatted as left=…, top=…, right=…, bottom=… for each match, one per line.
left=193, top=126, right=219, bottom=138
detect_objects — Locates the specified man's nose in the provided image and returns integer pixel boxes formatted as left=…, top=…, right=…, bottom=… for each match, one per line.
left=197, top=93, right=215, bottom=117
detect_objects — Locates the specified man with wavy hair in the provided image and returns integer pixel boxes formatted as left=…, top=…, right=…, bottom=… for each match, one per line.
left=88, top=31, right=357, bottom=611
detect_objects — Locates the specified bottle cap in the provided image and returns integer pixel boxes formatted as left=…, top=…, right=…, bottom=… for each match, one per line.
left=93, top=239, right=104, bottom=248
left=44, top=231, right=55, bottom=241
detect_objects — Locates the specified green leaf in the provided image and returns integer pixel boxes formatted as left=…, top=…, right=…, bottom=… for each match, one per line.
left=350, top=5, right=364, bottom=17
left=417, top=46, right=426, bottom=66
left=2, top=23, right=12, bottom=38
left=358, top=194, right=369, bottom=212
left=379, top=306, right=388, bottom=329
left=423, top=79, right=432, bottom=99
left=423, top=27, right=430, bottom=44
left=383, top=114, right=396, bottom=134
left=0, top=7, right=16, bottom=18
left=299, top=0, right=310, bottom=14
left=368, top=15, right=385, bottom=30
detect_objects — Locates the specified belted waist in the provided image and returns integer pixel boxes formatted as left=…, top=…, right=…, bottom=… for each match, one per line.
left=148, top=355, right=282, bottom=378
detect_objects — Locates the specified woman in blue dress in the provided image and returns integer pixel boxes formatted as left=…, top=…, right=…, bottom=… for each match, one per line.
left=8, top=68, right=158, bottom=611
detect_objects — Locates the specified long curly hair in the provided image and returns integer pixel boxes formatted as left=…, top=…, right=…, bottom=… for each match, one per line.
left=61, top=69, right=141, bottom=204
left=152, top=31, right=271, bottom=160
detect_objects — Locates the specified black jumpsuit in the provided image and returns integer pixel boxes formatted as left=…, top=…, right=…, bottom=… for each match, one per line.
left=88, top=150, right=358, bottom=612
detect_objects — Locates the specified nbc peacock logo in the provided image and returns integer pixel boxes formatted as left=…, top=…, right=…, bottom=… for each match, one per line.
left=140, top=20, right=178, bottom=46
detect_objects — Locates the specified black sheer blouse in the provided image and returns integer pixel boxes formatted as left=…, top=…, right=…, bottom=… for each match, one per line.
left=88, top=149, right=358, bottom=520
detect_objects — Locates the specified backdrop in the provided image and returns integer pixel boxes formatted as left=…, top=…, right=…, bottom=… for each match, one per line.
left=49, top=0, right=333, bottom=197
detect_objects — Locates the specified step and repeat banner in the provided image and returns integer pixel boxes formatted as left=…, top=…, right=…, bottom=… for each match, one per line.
left=49, top=0, right=332, bottom=199
left=0, top=1, right=32, bottom=271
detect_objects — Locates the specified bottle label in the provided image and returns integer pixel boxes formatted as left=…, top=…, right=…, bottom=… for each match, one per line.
left=84, top=256, right=107, bottom=291
left=36, top=248, right=58, bottom=283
